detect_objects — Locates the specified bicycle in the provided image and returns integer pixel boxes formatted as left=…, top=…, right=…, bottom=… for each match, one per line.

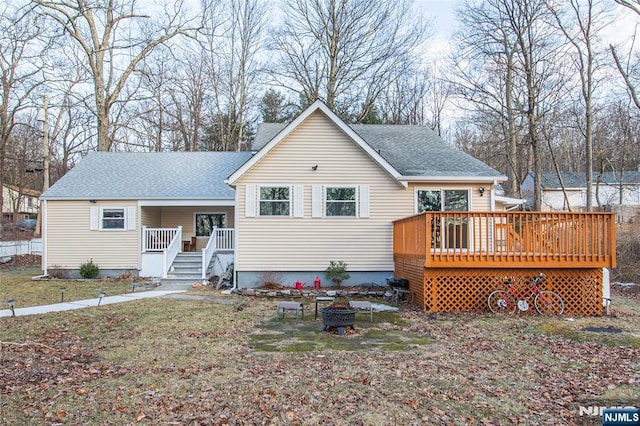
left=487, top=273, right=564, bottom=315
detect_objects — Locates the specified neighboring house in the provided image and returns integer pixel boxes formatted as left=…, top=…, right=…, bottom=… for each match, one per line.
left=41, top=100, right=507, bottom=283
left=2, top=184, right=41, bottom=222
left=521, top=171, right=640, bottom=211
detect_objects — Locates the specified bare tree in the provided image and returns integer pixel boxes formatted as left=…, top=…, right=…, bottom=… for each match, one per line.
left=377, top=69, right=430, bottom=125
left=610, top=1, right=640, bottom=109
left=547, top=0, right=610, bottom=211
left=32, top=0, right=200, bottom=152
left=453, top=0, right=526, bottom=195
left=0, top=4, right=49, bottom=233
left=452, top=0, right=528, bottom=197
left=504, top=0, right=565, bottom=210
left=271, top=0, right=429, bottom=122
left=198, top=0, right=267, bottom=151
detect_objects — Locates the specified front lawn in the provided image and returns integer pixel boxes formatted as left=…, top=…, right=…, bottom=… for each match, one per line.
left=0, top=266, right=139, bottom=308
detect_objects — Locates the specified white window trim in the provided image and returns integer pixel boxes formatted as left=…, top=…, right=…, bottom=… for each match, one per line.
left=324, top=185, right=359, bottom=218
left=414, top=188, right=472, bottom=213
left=99, top=206, right=127, bottom=231
left=194, top=212, right=227, bottom=238
left=257, top=184, right=293, bottom=217
left=414, top=188, right=475, bottom=251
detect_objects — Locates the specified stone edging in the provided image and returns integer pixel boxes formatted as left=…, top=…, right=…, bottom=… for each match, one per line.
left=230, top=289, right=388, bottom=298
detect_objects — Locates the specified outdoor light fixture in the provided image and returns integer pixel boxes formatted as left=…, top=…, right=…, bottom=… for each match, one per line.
left=311, top=165, right=318, bottom=170
left=131, top=281, right=137, bottom=293
left=60, top=286, right=66, bottom=302
left=98, top=290, right=105, bottom=306
left=7, top=299, right=15, bottom=317
left=479, top=187, right=485, bottom=197
left=89, top=200, right=97, bottom=204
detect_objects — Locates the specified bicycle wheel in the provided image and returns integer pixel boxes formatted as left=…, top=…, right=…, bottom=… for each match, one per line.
left=534, top=291, right=564, bottom=315
left=488, top=290, right=516, bottom=314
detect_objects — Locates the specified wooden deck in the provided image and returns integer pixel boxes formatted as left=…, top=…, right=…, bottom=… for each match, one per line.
left=393, top=212, right=615, bottom=315
left=393, top=211, right=616, bottom=269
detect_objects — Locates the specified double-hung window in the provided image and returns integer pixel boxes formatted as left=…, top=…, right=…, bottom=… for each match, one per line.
left=101, top=208, right=126, bottom=230
left=259, top=186, right=291, bottom=216
left=325, top=186, right=357, bottom=217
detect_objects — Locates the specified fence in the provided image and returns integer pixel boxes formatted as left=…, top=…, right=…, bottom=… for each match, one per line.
left=0, top=239, right=43, bottom=257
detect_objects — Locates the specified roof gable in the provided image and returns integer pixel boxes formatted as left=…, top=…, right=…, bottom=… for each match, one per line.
left=248, top=105, right=505, bottom=183
left=227, top=100, right=406, bottom=186
left=42, top=151, right=252, bottom=200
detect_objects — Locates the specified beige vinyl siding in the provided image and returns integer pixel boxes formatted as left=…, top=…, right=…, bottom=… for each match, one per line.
left=236, top=111, right=400, bottom=271
left=237, top=111, right=487, bottom=272
left=46, top=200, right=138, bottom=270
left=140, top=206, right=161, bottom=227
left=160, top=206, right=234, bottom=251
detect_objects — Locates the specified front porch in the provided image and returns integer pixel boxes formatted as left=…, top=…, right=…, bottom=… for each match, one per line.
left=140, top=226, right=235, bottom=282
left=393, top=212, right=617, bottom=315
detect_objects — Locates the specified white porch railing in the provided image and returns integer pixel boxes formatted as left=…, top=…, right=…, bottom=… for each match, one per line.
left=141, top=226, right=182, bottom=278
left=215, top=228, right=234, bottom=251
left=201, top=228, right=235, bottom=279
left=143, top=226, right=181, bottom=252
left=163, top=228, right=182, bottom=278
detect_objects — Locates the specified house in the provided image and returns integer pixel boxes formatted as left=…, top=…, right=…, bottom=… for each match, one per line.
left=521, top=171, right=640, bottom=212
left=41, top=101, right=615, bottom=315
left=2, top=184, right=41, bottom=222
left=41, top=100, right=507, bottom=283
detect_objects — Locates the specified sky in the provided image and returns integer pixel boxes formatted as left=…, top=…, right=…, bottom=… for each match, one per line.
left=414, top=0, right=640, bottom=62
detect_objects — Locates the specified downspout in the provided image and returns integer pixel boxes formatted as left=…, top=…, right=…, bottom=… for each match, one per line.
left=233, top=194, right=239, bottom=290
left=490, top=180, right=497, bottom=211
left=42, top=199, right=47, bottom=275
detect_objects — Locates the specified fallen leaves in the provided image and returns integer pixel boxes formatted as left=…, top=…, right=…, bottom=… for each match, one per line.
left=1, top=292, right=639, bottom=424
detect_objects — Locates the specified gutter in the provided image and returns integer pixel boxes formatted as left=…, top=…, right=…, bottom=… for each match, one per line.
left=399, top=175, right=508, bottom=183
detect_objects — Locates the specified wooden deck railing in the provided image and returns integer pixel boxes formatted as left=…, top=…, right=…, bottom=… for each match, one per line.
left=393, top=211, right=616, bottom=269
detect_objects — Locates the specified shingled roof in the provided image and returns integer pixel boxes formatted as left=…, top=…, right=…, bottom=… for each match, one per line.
left=41, top=151, right=252, bottom=200
left=535, top=171, right=640, bottom=189
left=252, top=122, right=503, bottom=179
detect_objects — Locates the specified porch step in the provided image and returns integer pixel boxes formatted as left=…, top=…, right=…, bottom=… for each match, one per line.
left=166, top=252, right=203, bottom=282
left=159, top=278, right=204, bottom=287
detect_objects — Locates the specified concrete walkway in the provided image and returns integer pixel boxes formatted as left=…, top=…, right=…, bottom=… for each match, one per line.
left=0, top=290, right=186, bottom=318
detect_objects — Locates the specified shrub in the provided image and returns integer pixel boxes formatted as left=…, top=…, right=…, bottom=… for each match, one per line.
left=256, top=271, right=285, bottom=288
left=325, top=261, right=350, bottom=286
left=79, top=259, right=100, bottom=279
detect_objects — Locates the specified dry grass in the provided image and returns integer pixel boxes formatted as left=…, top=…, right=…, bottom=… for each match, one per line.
left=0, top=266, right=137, bottom=308
left=613, top=223, right=640, bottom=282
left=1, top=280, right=639, bottom=425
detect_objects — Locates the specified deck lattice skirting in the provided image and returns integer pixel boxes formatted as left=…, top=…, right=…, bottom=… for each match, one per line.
left=418, top=268, right=603, bottom=316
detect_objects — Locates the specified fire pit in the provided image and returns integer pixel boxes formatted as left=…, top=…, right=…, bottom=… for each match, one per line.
left=321, top=302, right=357, bottom=335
